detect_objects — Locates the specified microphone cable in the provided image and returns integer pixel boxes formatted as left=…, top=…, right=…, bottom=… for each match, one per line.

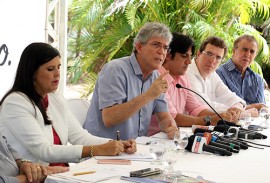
left=245, top=144, right=264, bottom=149
left=175, top=84, right=229, bottom=134
left=237, top=138, right=270, bottom=148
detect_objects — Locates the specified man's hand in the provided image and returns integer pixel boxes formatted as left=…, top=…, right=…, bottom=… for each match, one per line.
left=246, top=103, right=266, bottom=111
left=244, top=108, right=259, bottom=117
left=227, top=107, right=243, bottom=121
left=219, top=112, right=233, bottom=122
left=145, top=71, right=169, bottom=100
left=160, top=118, right=178, bottom=139
left=164, top=124, right=178, bottom=139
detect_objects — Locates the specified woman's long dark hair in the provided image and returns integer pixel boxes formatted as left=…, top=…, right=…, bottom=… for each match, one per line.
left=0, top=43, right=61, bottom=125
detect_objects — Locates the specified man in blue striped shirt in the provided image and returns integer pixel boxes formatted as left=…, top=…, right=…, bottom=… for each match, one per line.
left=216, top=35, right=265, bottom=109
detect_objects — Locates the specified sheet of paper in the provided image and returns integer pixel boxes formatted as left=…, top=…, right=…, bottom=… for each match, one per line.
left=51, top=167, right=122, bottom=183
left=136, top=136, right=175, bottom=146
left=135, top=136, right=154, bottom=144
left=151, top=132, right=168, bottom=139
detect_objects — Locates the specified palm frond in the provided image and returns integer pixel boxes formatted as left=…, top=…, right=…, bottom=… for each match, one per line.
left=253, top=0, right=270, bottom=19
left=190, top=0, right=212, bottom=11
left=67, top=0, right=270, bottom=92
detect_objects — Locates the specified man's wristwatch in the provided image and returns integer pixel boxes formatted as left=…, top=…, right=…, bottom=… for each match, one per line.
left=204, top=116, right=212, bottom=126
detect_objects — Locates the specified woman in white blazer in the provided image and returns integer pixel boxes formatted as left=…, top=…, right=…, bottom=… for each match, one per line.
left=0, top=43, right=136, bottom=166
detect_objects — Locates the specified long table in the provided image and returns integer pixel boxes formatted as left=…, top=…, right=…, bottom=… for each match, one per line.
left=45, top=127, right=270, bottom=183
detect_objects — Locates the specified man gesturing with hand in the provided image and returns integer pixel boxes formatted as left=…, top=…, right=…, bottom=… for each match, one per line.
left=83, top=22, right=178, bottom=140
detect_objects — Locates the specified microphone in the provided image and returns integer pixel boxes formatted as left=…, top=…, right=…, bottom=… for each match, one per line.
left=215, top=135, right=248, bottom=150
left=194, top=125, right=265, bottom=140
left=185, top=136, right=232, bottom=156
left=175, top=84, right=229, bottom=133
left=191, top=134, right=239, bottom=153
left=239, top=128, right=267, bottom=139
left=192, top=125, right=229, bottom=134
left=191, top=125, right=215, bottom=132
left=228, top=127, right=266, bottom=140
left=193, top=128, right=248, bottom=149
left=210, top=134, right=243, bottom=150
left=193, top=125, right=235, bottom=138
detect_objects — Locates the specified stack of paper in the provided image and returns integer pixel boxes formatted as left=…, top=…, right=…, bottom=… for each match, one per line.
left=95, top=152, right=153, bottom=161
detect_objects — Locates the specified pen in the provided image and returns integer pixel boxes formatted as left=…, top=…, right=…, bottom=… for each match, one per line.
left=116, top=130, right=120, bottom=141
left=73, top=171, right=96, bottom=176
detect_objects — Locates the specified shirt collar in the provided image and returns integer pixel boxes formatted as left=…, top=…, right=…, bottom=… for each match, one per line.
left=227, top=58, right=253, bottom=74
left=130, top=52, right=153, bottom=79
left=227, top=59, right=237, bottom=71
left=190, top=58, right=211, bottom=80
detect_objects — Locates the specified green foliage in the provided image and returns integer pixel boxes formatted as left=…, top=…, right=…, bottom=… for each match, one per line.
left=67, top=0, right=270, bottom=94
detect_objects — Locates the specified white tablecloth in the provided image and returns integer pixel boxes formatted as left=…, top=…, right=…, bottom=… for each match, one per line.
left=45, top=127, right=270, bottom=183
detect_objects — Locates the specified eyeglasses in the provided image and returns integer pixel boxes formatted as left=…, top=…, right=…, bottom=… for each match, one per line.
left=142, top=41, right=170, bottom=52
left=202, top=51, right=222, bottom=62
left=236, top=47, right=257, bottom=55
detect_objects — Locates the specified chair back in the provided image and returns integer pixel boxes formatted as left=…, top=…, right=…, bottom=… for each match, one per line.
left=67, top=98, right=90, bottom=126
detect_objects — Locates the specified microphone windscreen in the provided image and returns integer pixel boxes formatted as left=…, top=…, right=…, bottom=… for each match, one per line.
left=217, top=120, right=241, bottom=127
left=185, top=136, right=195, bottom=151
left=175, top=84, right=182, bottom=88
left=239, top=129, right=267, bottom=139
left=253, top=133, right=267, bottom=139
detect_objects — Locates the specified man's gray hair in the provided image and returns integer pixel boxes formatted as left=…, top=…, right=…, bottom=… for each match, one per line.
left=133, top=22, right=172, bottom=52
left=233, top=34, right=258, bottom=49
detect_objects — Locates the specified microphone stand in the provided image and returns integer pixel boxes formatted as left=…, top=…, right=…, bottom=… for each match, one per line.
left=175, top=83, right=228, bottom=134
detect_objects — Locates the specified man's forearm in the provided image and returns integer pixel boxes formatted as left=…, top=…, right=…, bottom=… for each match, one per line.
left=175, top=114, right=205, bottom=127
left=102, top=92, right=154, bottom=127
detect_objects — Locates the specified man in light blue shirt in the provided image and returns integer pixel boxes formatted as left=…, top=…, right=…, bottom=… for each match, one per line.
left=83, top=22, right=178, bottom=140
left=216, top=35, right=265, bottom=109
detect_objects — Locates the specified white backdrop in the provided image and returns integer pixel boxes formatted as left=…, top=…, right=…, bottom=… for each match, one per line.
left=0, top=0, right=46, bottom=99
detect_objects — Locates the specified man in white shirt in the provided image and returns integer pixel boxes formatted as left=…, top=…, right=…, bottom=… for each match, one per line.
left=187, top=36, right=257, bottom=119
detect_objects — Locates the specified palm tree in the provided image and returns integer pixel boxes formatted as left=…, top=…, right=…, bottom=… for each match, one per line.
left=68, top=0, right=270, bottom=94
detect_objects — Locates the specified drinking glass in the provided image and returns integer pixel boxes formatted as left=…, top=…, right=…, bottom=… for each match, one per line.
left=174, top=130, right=189, bottom=154
left=162, top=143, right=181, bottom=179
left=239, top=111, right=252, bottom=129
left=259, top=106, right=270, bottom=128
left=174, top=130, right=180, bottom=150
left=149, top=140, right=166, bottom=164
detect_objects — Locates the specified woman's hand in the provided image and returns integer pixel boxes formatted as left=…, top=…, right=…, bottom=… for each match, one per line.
left=93, top=139, right=137, bottom=156
left=121, top=139, right=137, bottom=154
left=17, top=162, right=69, bottom=183
left=19, top=162, right=47, bottom=183
left=94, top=140, right=125, bottom=156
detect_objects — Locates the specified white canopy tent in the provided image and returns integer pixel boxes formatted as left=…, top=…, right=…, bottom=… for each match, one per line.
left=0, top=0, right=68, bottom=99
left=46, top=0, right=68, bottom=94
